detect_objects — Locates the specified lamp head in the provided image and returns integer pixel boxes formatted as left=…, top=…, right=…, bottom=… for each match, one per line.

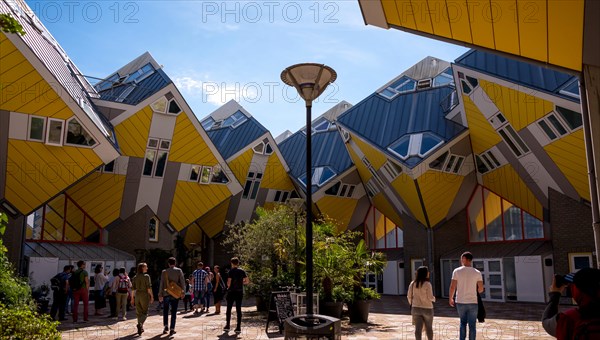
left=281, top=63, right=337, bottom=106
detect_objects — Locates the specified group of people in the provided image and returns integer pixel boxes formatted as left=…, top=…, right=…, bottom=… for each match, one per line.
left=157, top=256, right=249, bottom=335
left=51, top=257, right=249, bottom=336
left=409, top=251, right=600, bottom=340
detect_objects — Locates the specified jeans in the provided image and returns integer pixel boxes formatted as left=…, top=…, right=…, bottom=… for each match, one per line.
left=226, top=290, right=243, bottom=330
left=163, top=296, right=179, bottom=330
left=456, top=303, right=478, bottom=340
left=411, top=307, right=433, bottom=340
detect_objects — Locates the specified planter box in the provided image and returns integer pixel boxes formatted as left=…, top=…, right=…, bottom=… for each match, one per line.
left=348, top=300, right=371, bottom=323
left=320, top=301, right=343, bottom=319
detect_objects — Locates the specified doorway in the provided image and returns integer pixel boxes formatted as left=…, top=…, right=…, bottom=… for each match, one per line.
left=473, top=258, right=504, bottom=302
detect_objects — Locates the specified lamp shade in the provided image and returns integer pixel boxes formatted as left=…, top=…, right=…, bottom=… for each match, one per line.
left=281, top=63, right=337, bottom=104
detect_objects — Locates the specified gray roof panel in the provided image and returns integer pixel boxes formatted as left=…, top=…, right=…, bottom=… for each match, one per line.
left=98, top=69, right=171, bottom=105
left=455, top=50, right=578, bottom=102
left=206, top=116, right=268, bottom=160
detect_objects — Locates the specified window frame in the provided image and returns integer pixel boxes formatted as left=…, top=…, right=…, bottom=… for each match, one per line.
left=64, top=117, right=96, bottom=147
left=28, top=115, right=46, bottom=142
left=45, top=118, right=65, bottom=146
left=148, top=217, right=159, bottom=242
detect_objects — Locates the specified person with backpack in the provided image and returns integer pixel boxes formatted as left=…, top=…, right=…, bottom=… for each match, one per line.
left=50, top=265, right=72, bottom=321
left=224, top=257, right=249, bottom=334
left=542, top=267, right=600, bottom=339
left=70, top=260, right=90, bottom=323
left=112, top=267, right=131, bottom=320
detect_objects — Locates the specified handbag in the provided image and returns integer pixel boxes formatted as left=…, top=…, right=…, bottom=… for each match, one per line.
left=164, top=271, right=184, bottom=299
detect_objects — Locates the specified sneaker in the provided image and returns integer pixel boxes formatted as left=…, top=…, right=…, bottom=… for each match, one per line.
left=163, top=327, right=168, bottom=334
left=121, top=316, right=127, bottom=321
left=223, top=325, right=230, bottom=332
left=136, top=324, right=142, bottom=336
left=169, top=330, right=176, bottom=335
left=234, top=328, right=241, bottom=334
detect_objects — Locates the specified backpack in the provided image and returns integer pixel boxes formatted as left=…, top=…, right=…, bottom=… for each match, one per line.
left=117, top=276, right=130, bottom=294
left=69, top=270, right=83, bottom=291
left=561, top=308, right=600, bottom=340
left=50, top=274, right=62, bottom=291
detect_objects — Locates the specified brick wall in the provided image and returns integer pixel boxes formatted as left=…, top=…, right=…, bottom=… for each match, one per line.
left=548, top=188, right=596, bottom=274
left=432, top=209, right=469, bottom=295
left=402, top=217, right=428, bottom=290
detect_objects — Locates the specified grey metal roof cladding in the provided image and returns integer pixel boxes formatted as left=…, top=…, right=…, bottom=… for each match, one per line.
left=206, top=116, right=268, bottom=160
left=98, top=69, right=171, bottom=105
left=337, top=86, right=465, bottom=167
left=278, top=129, right=353, bottom=194
left=0, top=1, right=113, bottom=137
left=24, top=242, right=135, bottom=261
left=455, top=49, right=578, bottom=102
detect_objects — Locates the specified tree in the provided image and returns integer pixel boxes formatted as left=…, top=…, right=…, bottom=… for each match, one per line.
left=0, top=13, right=26, bottom=35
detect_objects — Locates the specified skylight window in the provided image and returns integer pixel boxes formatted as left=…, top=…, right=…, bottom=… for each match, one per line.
left=433, top=68, right=454, bottom=87
left=559, top=78, right=580, bottom=99
left=298, top=166, right=337, bottom=188
left=95, top=73, right=120, bottom=92
left=378, top=76, right=417, bottom=99
left=116, top=85, right=135, bottom=103
left=221, top=111, right=247, bottom=128
left=125, top=63, right=154, bottom=83
left=201, top=117, right=215, bottom=130
left=388, top=133, right=443, bottom=160
left=555, top=106, right=582, bottom=130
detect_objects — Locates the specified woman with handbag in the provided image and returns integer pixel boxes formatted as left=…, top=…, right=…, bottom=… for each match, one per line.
left=407, top=266, right=436, bottom=340
left=158, top=257, right=185, bottom=336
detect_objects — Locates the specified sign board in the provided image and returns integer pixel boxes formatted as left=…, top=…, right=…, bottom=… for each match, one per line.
left=266, top=291, right=294, bottom=332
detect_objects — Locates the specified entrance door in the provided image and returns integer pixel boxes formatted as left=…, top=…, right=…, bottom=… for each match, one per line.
left=473, top=258, right=504, bottom=302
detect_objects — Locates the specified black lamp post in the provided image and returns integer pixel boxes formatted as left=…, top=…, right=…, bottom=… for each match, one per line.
left=288, top=197, right=305, bottom=288
left=281, top=64, right=337, bottom=315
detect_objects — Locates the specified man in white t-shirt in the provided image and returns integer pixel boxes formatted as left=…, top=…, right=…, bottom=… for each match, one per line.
left=449, top=252, right=484, bottom=340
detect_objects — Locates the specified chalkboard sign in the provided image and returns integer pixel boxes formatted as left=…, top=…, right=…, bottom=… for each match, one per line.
left=266, top=291, right=294, bottom=333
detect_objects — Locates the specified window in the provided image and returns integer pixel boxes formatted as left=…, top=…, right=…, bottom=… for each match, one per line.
left=443, top=154, right=465, bottom=174
left=211, top=165, right=229, bottom=184
left=28, top=116, right=45, bottom=142
left=555, top=106, right=582, bottom=130
left=125, top=63, right=154, bottom=83
left=151, top=97, right=168, bottom=113
left=498, top=125, right=529, bottom=157
left=46, top=118, right=64, bottom=146
left=103, top=160, right=115, bottom=173
left=440, top=91, right=458, bottom=113
left=143, top=138, right=170, bottom=178
left=388, top=135, right=410, bottom=159
left=273, top=190, right=291, bottom=203
left=190, top=165, right=200, bottom=181
left=559, top=78, right=580, bottom=100
left=381, top=160, right=402, bottom=180
left=149, top=217, right=158, bottom=242
left=253, top=141, right=274, bottom=155
left=378, top=76, right=417, bottom=99
left=201, top=117, right=215, bottom=130
left=476, top=150, right=502, bottom=174
left=433, top=68, right=454, bottom=87
left=388, top=133, right=443, bottom=160
left=298, top=166, right=337, bottom=188
left=253, top=142, right=264, bottom=154
left=221, top=111, right=247, bottom=128
left=242, top=172, right=262, bottom=199
left=468, top=186, right=544, bottom=243
left=312, top=118, right=332, bottom=134
left=459, top=72, right=478, bottom=95
left=167, top=99, right=182, bottom=115
left=115, top=85, right=135, bottom=103
left=324, top=181, right=355, bottom=198
left=340, top=127, right=350, bottom=143
left=95, top=73, right=120, bottom=92
left=365, top=180, right=380, bottom=197
left=200, top=166, right=212, bottom=184
left=569, top=253, right=593, bottom=273
left=65, top=118, right=96, bottom=146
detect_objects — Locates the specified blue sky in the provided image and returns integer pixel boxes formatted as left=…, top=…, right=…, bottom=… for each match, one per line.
left=27, top=0, right=467, bottom=138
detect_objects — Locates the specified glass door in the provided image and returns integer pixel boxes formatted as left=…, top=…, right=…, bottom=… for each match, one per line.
left=473, top=258, right=504, bottom=302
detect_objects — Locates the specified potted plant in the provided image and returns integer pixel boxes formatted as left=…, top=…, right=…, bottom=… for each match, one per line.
left=346, top=239, right=386, bottom=323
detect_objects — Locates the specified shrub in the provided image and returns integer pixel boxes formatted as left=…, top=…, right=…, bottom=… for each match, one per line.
left=0, top=213, right=59, bottom=338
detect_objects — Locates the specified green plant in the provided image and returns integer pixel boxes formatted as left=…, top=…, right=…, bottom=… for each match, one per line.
left=0, top=212, right=59, bottom=337
left=354, top=286, right=380, bottom=301
left=332, top=285, right=353, bottom=303
left=0, top=13, right=26, bottom=35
